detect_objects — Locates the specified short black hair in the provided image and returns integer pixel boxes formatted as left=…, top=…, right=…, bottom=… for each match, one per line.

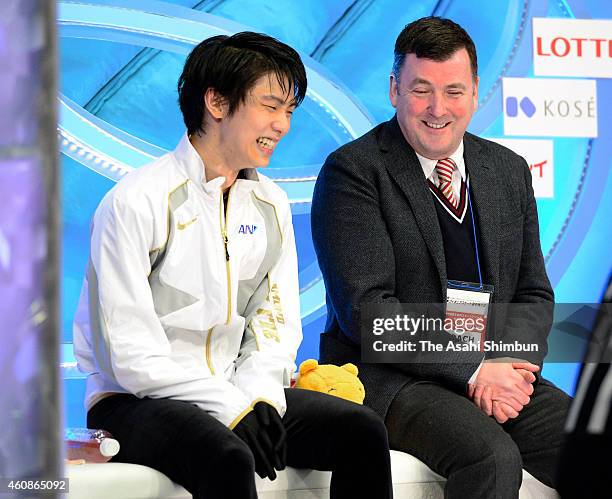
left=178, top=31, right=307, bottom=135
left=393, top=17, right=478, bottom=81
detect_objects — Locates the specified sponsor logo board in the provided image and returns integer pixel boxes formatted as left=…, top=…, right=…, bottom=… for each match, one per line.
left=533, top=18, right=612, bottom=78
left=503, top=77, right=597, bottom=137
left=487, top=138, right=554, bottom=199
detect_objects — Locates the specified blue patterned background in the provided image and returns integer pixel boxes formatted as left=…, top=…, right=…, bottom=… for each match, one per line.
left=58, top=0, right=612, bottom=425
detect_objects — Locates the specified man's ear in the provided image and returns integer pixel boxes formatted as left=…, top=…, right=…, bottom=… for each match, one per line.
left=389, top=74, right=398, bottom=108
left=204, top=88, right=227, bottom=120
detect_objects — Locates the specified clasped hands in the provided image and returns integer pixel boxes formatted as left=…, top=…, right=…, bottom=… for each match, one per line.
left=232, top=401, right=287, bottom=480
left=467, top=359, right=539, bottom=424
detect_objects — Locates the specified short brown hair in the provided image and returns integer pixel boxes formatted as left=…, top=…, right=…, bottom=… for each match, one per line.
left=392, top=17, right=478, bottom=81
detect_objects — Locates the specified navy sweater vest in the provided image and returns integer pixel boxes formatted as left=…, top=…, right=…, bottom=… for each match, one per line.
left=429, top=179, right=481, bottom=283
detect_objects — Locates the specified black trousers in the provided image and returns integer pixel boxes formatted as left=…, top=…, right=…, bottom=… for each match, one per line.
left=88, top=388, right=393, bottom=499
left=385, top=377, right=570, bottom=499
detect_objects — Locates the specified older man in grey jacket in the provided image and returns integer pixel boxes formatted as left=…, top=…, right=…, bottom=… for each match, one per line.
left=312, top=16, right=570, bottom=499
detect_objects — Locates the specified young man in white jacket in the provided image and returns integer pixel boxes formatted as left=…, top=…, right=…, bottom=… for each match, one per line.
left=73, top=32, right=392, bottom=499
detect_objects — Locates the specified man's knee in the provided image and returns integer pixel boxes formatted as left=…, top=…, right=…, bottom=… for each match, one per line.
left=470, top=434, right=523, bottom=479
left=216, top=438, right=255, bottom=474
left=338, top=404, right=388, bottom=448
left=186, top=434, right=256, bottom=498
left=189, top=433, right=255, bottom=479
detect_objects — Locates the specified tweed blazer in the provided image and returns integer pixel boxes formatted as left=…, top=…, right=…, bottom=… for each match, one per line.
left=311, top=116, right=554, bottom=419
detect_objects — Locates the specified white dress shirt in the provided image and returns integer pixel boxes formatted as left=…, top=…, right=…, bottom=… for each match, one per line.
left=415, top=141, right=466, bottom=196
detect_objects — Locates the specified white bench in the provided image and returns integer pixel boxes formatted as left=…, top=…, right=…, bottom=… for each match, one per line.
left=66, top=450, right=559, bottom=498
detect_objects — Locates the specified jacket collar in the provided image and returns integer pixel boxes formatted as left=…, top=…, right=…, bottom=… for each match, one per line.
left=172, top=133, right=260, bottom=195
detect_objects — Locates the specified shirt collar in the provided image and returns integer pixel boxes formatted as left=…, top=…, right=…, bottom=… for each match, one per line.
left=415, top=141, right=466, bottom=181
left=172, top=133, right=259, bottom=195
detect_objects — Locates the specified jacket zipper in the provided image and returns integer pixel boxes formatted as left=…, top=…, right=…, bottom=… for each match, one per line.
left=220, top=187, right=232, bottom=325
left=207, top=188, right=233, bottom=374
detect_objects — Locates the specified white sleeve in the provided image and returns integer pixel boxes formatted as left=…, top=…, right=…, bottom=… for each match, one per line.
left=232, top=198, right=302, bottom=416
left=468, top=360, right=484, bottom=385
left=86, top=192, right=252, bottom=428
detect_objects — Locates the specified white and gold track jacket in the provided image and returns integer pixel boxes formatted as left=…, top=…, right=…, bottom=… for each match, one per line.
left=73, top=134, right=302, bottom=428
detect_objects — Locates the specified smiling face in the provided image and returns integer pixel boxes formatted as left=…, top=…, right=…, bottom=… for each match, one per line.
left=390, top=48, right=478, bottom=160
left=216, top=73, right=295, bottom=170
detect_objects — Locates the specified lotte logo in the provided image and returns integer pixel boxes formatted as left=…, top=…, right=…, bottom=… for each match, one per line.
left=487, top=138, right=554, bottom=198
left=532, top=18, right=612, bottom=78
left=530, top=160, right=548, bottom=178
left=536, top=36, right=612, bottom=58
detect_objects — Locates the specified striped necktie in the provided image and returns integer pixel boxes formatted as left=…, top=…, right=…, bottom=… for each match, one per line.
left=435, top=158, right=458, bottom=208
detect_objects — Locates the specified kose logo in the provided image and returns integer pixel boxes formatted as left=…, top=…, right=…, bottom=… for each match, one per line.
left=533, top=18, right=612, bottom=78
left=542, top=98, right=595, bottom=118
left=505, top=97, right=536, bottom=118
left=505, top=96, right=594, bottom=119
left=503, top=78, right=597, bottom=138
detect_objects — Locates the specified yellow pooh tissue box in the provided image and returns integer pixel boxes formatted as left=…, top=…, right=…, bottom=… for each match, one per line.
left=295, top=359, right=365, bottom=404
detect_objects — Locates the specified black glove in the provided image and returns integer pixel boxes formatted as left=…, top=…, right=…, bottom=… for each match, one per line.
left=252, top=401, right=287, bottom=471
left=232, top=408, right=277, bottom=480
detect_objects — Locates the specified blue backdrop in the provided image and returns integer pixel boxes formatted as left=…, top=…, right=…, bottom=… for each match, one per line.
left=58, top=0, right=612, bottom=426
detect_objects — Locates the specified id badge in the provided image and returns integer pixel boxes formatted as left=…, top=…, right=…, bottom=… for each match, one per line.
left=445, top=281, right=494, bottom=350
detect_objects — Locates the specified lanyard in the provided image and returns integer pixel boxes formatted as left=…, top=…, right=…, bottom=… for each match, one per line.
left=447, top=179, right=484, bottom=291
